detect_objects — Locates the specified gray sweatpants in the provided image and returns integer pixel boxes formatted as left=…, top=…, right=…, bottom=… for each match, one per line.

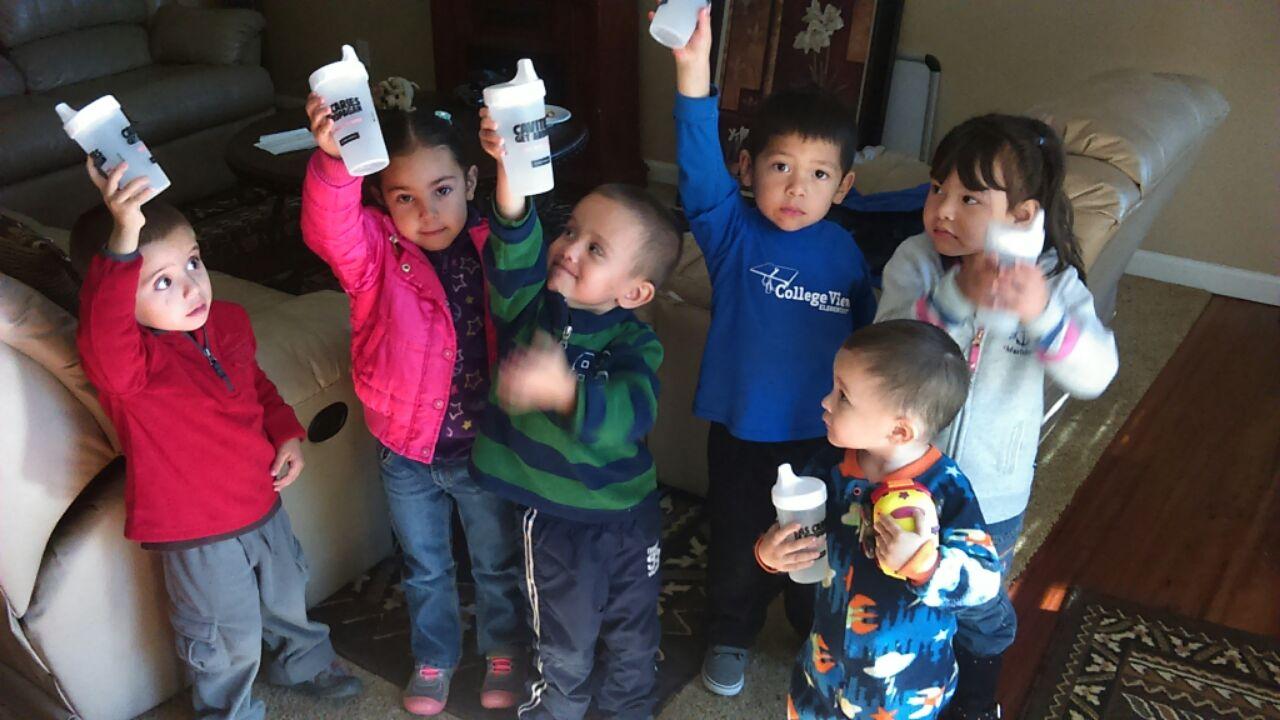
left=159, top=507, right=336, bottom=720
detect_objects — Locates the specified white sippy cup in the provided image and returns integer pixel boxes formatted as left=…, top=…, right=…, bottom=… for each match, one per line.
left=977, top=208, right=1045, bottom=335
left=649, top=0, right=709, bottom=49
left=309, top=44, right=389, bottom=177
left=57, top=96, right=170, bottom=196
left=482, top=59, right=554, bottom=197
left=771, top=463, right=830, bottom=584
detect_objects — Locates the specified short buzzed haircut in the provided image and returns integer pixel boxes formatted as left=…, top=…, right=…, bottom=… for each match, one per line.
left=842, top=320, right=970, bottom=440
left=69, top=201, right=193, bottom=278
left=591, top=183, right=683, bottom=288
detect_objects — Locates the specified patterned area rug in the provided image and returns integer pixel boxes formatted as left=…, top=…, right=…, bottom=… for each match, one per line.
left=308, top=487, right=710, bottom=719
left=1020, top=589, right=1280, bottom=719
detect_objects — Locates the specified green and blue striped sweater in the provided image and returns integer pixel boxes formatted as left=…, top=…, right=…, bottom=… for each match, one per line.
left=470, top=203, right=663, bottom=521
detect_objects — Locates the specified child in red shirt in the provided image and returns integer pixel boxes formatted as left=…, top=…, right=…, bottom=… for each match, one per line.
left=73, top=160, right=362, bottom=718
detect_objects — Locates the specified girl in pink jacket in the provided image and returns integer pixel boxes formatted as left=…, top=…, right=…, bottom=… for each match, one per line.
left=302, top=101, right=527, bottom=716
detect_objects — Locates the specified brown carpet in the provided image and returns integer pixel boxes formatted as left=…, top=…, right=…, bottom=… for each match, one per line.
left=1019, top=589, right=1280, bottom=719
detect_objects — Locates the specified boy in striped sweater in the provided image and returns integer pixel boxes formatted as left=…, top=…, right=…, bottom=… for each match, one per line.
left=470, top=108, right=684, bottom=720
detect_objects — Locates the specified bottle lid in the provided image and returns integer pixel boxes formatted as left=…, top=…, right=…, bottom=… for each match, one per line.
left=308, top=44, right=368, bottom=91
left=984, top=208, right=1045, bottom=261
left=482, top=58, right=546, bottom=108
left=771, top=463, right=828, bottom=511
left=58, top=95, right=121, bottom=138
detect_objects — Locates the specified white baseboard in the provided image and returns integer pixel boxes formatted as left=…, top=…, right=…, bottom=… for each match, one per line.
left=646, top=159, right=679, bottom=186
left=1125, top=250, right=1279, bottom=306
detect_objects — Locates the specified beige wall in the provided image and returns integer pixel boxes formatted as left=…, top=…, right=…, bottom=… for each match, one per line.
left=261, top=0, right=436, bottom=99
left=637, top=1, right=1278, bottom=275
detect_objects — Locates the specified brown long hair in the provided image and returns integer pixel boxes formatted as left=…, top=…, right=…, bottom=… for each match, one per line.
left=929, top=114, right=1085, bottom=280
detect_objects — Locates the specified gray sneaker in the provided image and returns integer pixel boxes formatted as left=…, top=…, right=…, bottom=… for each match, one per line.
left=701, top=645, right=748, bottom=696
left=285, top=660, right=363, bottom=699
left=403, top=664, right=453, bottom=716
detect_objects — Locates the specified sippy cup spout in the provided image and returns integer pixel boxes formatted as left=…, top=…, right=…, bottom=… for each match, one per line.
left=341, top=44, right=359, bottom=63
left=514, top=58, right=540, bottom=84
left=55, top=103, right=76, bottom=123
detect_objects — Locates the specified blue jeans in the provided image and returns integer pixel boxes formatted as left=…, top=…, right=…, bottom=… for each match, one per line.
left=379, top=444, right=528, bottom=668
left=953, top=513, right=1024, bottom=657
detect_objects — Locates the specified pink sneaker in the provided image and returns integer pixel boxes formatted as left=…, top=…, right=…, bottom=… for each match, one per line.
left=480, top=654, right=525, bottom=709
left=403, top=664, right=452, bottom=716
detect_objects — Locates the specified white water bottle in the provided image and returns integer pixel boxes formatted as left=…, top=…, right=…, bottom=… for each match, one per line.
left=483, top=59, right=554, bottom=196
left=309, top=44, right=389, bottom=177
left=649, top=0, right=709, bottom=49
left=771, top=464, right=829, bottom=584
left=977, top=209, right=1045, bottom=335
left=57, top=96, right=170, bottom=196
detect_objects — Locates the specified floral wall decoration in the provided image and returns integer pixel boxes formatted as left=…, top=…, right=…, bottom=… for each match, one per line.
left=711, top=0, right=901, bottom=165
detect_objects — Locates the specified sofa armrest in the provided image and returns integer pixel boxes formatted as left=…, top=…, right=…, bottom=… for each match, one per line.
left=1029, top=70, right=1229, bottom=194
left=150, top=4, right=266, bottom=66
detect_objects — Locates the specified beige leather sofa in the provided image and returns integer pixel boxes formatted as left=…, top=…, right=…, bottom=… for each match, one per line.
left=0, top=213, right=393, bottom=720
left=649, top=70, right=1229, bottom=497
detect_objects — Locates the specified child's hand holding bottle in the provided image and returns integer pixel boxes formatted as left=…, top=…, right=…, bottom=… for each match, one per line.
left=660, top=2, right=714, bottom=98
left=85, top=158, right=153, bottom=255
left=993, top=263, right=1050, bottom=323
left=479, top=106, right=527, bottom=222
left=305, top=92, right=342, bottom=160
left=756, top=522, right=824, bottom=574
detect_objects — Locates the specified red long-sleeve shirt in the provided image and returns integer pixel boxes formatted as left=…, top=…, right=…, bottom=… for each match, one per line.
left=76, top=253, right=305, bottom=543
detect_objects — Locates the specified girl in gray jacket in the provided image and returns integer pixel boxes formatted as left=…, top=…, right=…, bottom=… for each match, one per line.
left=875, top=114, right=1118, bottom=719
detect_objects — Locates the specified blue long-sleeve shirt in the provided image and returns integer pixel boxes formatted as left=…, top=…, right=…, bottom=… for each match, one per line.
left=675, top=92, right=876, bottom=442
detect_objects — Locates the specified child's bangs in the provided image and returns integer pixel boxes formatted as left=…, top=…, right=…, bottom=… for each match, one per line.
left=931, top=129, right=1014, bottom=195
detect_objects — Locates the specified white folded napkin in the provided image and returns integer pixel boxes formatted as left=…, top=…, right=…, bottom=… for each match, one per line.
left=254, top=128, right=317, bottom=155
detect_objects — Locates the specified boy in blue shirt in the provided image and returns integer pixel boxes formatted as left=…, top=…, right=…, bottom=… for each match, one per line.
left=667, top=5, right=877, bottom=696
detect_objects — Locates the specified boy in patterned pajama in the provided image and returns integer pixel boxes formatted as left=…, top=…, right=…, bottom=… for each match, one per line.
left=756, top=321, right=1002, bottom=719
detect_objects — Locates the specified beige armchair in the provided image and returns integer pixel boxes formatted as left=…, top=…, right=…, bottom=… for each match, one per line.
left=0, top=214, right=394, bottom=720
left=649, top=70, right=1229, bottom=497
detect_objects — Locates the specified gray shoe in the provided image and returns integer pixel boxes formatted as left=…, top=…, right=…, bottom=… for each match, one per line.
left=403, top=664, right=453, bottom=716
left=287, top=660, right=363, bottom=699
left=701, top=645, right=748, bottom=696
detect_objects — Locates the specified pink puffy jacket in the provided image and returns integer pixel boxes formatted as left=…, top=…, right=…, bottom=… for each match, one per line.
left=301, top=151, right=497, bottom=464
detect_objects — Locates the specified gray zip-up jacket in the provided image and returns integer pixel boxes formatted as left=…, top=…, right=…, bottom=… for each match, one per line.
left=876, top=233, right=1119, bottom=523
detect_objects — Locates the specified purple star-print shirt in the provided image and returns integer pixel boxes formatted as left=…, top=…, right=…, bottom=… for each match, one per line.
left=425, top=227, right=491, bottom=461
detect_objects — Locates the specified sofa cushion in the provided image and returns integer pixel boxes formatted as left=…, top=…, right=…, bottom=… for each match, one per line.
left=0, top=214, right=80, bottom=314
left=211, top=271, right=292, bottom=317
left=1063, top=155, right=1142, bottom=271
left=1030, top=70, right=1230, bottom=194
left=0, top=63, right=273, bottom=185
left=0, top=274, right=118, bottom=618
left=8, top=24, right=150, bottom=92
left=0, top=55, right=24, bottom=97
left=150, top=4, right=266, bottom=66
left=0, top=0, right=147, bottom=47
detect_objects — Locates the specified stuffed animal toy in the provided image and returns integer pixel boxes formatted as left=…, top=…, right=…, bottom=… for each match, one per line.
left=373, top=76, right=419, bottom=111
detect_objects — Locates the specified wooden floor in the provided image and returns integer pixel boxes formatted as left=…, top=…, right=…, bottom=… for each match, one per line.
left=1000, top=296, right=1280, bottom=715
